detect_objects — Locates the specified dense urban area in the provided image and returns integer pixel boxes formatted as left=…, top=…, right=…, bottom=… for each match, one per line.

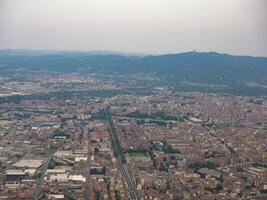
left=0, top=68, right=266, bottom=200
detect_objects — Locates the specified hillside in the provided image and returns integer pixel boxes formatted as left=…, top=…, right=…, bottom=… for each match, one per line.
left=0, top=50, right=266, bottom=96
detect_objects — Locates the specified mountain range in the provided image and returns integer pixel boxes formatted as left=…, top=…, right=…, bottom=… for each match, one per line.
left=0, top=49, right=266, bottom=96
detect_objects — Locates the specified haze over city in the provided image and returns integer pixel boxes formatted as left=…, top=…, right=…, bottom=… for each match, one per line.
left=0, top=0, right=267, bottom=56
left=0, top=1, right=267, bottom=200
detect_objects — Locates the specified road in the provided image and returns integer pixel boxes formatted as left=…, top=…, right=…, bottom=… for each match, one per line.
left=112, top=115, right=182, bottom=124
left=120, top=163, right=139, bottom=200
left=85, top=128, right=91, bottom=200
left=202, top=124, right=252, bottom=169
left=107, top=118, right=139, bottom=200
left=35, top=152, right=55, bottom=199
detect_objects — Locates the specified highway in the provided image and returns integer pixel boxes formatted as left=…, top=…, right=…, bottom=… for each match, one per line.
left=107, top=118, right=139, bottom=200
left=119, top=162, right=139, bottom=200
left=85, top=128, right=91, bottom=200
left=116, top=157, right=139, bottom=199
left=35, top=151, right=56, bottom=199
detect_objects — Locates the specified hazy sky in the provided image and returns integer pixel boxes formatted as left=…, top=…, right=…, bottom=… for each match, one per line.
left=0, top=0, right=266, bottom=56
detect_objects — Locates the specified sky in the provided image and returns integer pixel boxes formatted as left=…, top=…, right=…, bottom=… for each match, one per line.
left=0, top=0, right=266, bottom=56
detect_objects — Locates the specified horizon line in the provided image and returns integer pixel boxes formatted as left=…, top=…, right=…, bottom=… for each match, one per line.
left=0, top=48, right=267, bottom=58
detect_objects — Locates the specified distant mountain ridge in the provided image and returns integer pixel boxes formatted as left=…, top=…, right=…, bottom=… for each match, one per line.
left=0, top=49, right=266, bottom=96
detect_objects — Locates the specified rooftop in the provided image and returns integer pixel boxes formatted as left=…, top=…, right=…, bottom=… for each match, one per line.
left=13, top=159, right=43, bottom=169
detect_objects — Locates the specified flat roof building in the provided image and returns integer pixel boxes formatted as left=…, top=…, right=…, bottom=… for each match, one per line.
left=12, top=159, right=43, bottom=169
